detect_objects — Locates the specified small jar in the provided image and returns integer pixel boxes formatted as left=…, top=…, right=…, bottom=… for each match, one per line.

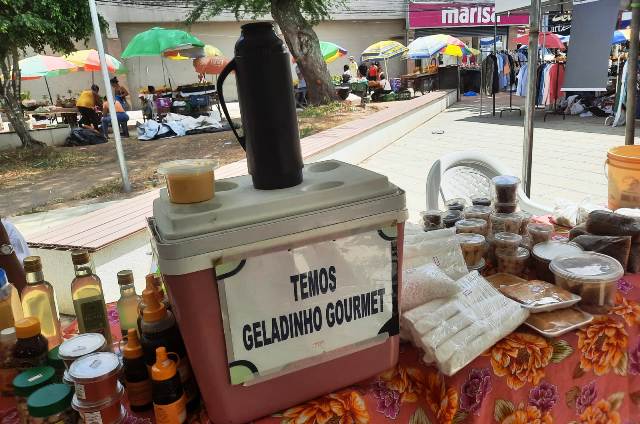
left=442, top=210, right=464, bottom=228
left=72, top=382, right=124, bottom=424
left=12, top=366, right=56, bottom=424
left=494, top=203, right=518, bottom=213
left=27, top=383, right=77, bottom=424
left=455, top=218, right=488, bottom=236
left=496, top=247, right=530, bottom=276
left=467, top=257, right=486, bottom=274
left=493, top=232, right=523, bottom=255
left=492, top=175, right=520, bottom=204
left=58, top=333, right=107, bottom=369
left=518, top=211, right=532, bottom=235
left=491, top=213, right=522, bottom=235
left=528, top=222, right=554, bottom=245
left=445, top=198, right=466, bottom=211
left=69, top=352, right=121, bottom=403
left=47, top=347, right=65, bottom=383
left=13, top=317, right=48, bottom=371
left=463, top=205, right=492, bottom=222
left=421, top=210, right=443, bottom=232
left=457, top=233, right=486, bottom=266
left=470, top=196, right=492, bottom=207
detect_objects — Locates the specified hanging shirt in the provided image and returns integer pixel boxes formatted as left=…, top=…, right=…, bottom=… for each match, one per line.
left=516, top=64, right=528, bottom=96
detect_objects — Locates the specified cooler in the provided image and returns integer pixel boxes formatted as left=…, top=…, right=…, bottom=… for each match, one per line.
left=148, top=160, right=407, bottom=424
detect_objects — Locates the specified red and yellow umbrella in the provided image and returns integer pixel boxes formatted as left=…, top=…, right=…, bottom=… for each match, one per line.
left=63, top=49, right=126, bottom=73
left=19, top=55, right=78, bottom=80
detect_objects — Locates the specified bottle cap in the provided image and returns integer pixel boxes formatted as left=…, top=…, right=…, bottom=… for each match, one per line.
left=123, top=328, right=143, bottom=359
left=71, top=249, right=90, bottom=265
left=15, top=317, right=41, bottom=339
left=0, top=327, right=16, bottom=343
left=27, top=384, right=73, bottom=417
left=23, top=256, right=42, bottom=273
left=152, top=347, right=177, bottom=381
left=142, top=274, right=166, bottom=322
left=117, top=270, right=134, bottom=285
left=13, top=366, right=56, bottom=397
left=0, top=268, right=7, bottom=288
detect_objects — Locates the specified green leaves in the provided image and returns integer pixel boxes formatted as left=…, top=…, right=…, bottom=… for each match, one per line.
left=550, top=339, right=574, bottom=363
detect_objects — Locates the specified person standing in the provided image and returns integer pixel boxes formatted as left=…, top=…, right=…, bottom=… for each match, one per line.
left=110, top=77, right=130, bottom=109
left=76, top=84, right=102, bottom=131
left=348, top=56, right=358, bottom=78
left=0, top=218, right=28, bottom=294
left=367, top=62, right=378, bottom=81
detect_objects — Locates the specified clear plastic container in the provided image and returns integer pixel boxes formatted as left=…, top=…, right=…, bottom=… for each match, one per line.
left=492, top=175, right=520, bottom=204
left=518, top=211, right=532, bottom=235
left=463, top=205, right=492, bottom=222
left=457, top=233, right=486, bottom=266
left=491, top=213, right=522, bottom=235
left=470, top=196, right=492, bottom=207
left=442, top=210, right=464, bottom=228
left=494, top=203, right=517, bottom=214
left=525, top=308, right=593, bottom=337
left=532, top=241, right=584, bottom=282
left=467, top=257, right=486, bottom=273
left=493, top=232, right=523, bottom=255
left=455, top=218, right=488, bottom=236
left=527, top=222, right=554, bottom=245
left=550, top=252, right=625, bottom=314
left=496, top=247, right=530, bottom=276
left=420, top=210, right=442, bottom=232
left=158, top=159, right=217, bottom=204
left=445, top=198, right=466, bottom=211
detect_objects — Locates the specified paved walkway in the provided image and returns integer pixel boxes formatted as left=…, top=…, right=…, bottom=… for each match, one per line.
left=361, top=93, right=635, bottom=223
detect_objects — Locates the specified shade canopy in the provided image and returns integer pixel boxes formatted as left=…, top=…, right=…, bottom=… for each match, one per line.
left=122, top=27, right=205, bottom=58
left=164, top=44, right=223, bottom=60
left=407, top=34, right=479, bottom=59
left=514, top=32, right=566, bottom=50
left=320, top=41, right=348, bottom=64
left=193, top=56, right=230, bottom=74
left=19, top=55, right=77, bottom=80
left=361, top=41, right=408, bottom=60
left=64, top=49, right=125, bottom=73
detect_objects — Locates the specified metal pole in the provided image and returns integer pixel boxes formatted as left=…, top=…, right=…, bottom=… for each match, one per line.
left=43, top=77, right=53, bottom=105
left=625, top=3, right=640, bottom=145
left=88, top=0, right=131, bottom=192
left=493, top=21, right=497, bottom=116
left=523, top=0, right=541, bottom=197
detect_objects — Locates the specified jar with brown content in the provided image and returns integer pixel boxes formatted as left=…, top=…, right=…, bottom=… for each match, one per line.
left=12, top=317, right=48, bottom=371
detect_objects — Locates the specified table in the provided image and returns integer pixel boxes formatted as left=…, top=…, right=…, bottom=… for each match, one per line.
left=400, top=73, right=439, bottom=97
left=2, top=269, right=639, bottom=424
left=26, top=107, right=79, bottom=126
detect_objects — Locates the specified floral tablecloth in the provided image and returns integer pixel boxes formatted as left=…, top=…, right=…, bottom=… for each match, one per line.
left=2, top=278, right=639, bottom=424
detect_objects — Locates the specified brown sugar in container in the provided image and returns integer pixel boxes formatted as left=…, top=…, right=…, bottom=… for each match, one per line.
left=496, top=247, right=530, bottom=277
left=493, top=232, right=523, bottom=255
left=72, top=382, right=124, bottom=424
left=492, top=175, right=520, bottom=204
left=532, top=241, right=584, bottom=282
left=528, top=222, right=554, bottom=245
left=456, top=233, right=486, bottom=266
left=68, top=352, right=121, bottom=403
left=455, top=218, right=488, bottom=236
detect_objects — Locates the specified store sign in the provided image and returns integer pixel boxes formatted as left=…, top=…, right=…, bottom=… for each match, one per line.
left=217, top=228, right=397, bottom=385
left=549, top=11, right=571, bottom=36
left=409, top=2, right=529, bottom=28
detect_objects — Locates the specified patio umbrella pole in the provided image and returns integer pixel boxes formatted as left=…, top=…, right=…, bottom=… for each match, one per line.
left=625, top=2, right=640, bottom=145
left=43, top=77, right=53, bottom=105
left=88, top=0, right=131, bottom=193
left=522, top=0, right=541, bottom=197
left=493, top=20, right=497, bottom=116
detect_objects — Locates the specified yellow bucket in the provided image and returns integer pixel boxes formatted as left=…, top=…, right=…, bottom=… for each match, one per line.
left=607, top=145, right=640, bottom=210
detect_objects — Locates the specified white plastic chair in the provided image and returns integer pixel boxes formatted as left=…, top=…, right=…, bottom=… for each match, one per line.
left=426, top=151, right=552, bottom=216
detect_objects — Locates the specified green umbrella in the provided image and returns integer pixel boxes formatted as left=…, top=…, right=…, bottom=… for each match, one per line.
left=121, top=27, right=205, bottom=58
left=320, top=41, right=347, bottom=64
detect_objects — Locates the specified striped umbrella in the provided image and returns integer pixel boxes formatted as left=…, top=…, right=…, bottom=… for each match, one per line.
left=164, top=44, right=224, bottom=60
left=64, top=49, right=126, bottom=73
left=320, top=41, right=347, bottom=64
left=19, top=55, right=78, bottom=80
left=361, top=40, right=408, bottom=60
left=407, top=34, right=478, bottom=59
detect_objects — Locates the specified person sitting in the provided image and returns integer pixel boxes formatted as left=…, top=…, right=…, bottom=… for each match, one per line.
left=371, top=74, right=393, bottom=101
left=342, top=64, right=351, bottom=84
left=141, top=85, right=157, bottom=120
left=76, top=84, right=102, bottom=131
left=367, top=62, right=378, bottom=81
left=101, top=97, right=130, bottom=138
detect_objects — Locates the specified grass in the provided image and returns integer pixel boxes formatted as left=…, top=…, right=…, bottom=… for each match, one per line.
left=77, top=179, right=123, bottom=200
left=298, top=102, right=350, bottom=119
left=299, top=125, right=319, bottom=139
left=0, top=147, right=98, bottom=179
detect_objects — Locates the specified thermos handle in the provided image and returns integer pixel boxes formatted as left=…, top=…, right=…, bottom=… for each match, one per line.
left=217, top=58, right=246, bottom=151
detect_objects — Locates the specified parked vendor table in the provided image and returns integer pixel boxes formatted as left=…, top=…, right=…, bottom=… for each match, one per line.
left=400, top=73, right=439, bottom=96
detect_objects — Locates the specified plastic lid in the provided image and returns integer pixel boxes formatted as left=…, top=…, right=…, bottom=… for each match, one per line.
left=470, top=196, right=492, bottom=206
left=467, top=257, right=486, bottom=271
left=13, top=366, right=56, bottom=397
left=58, top=333, right=106, bottom=360
left=457, top=233, right=485, bottom=246
left=497, top=246, right=530, bottom=259
left=421, top=209, right=442, bottom=218
left=494, top=232, right=523, bottom=244
left=72, top=382, right=123, bottom=412
left=68, top=352, right=121, bottom=383
left=0, top=327, right=16, bottom=343
left=527, top=222, right=554, bottom=232
left=532, top=241, right=583, bottom=262
left=157, top=159, right=217, bottom=176
left=445, top=198, right=466, bottom=210
left=15, top=317, right=40, bottom=339
left=123, top=328, right=143, bottom=359
left=152, top=347, right=177, bottom=381
left=464, top=205, right=492, bottom=215
left=142, top=274, right=166, bottom=322
left=0, top=268, right=7, bottom=288
left=443, top=209, right=464, bottom=222
left=492, top=175, right=521, bottom=187
left=455, top=218, right=487, bottom=230
left=550, top=252, right=624, bottom=283
left=492, top=212, right=520, bottom=221
left=117, top=270, right=134, bottom=285
left=47, top=346, right=65, bottom=370
left=27, top=384, right=73, bottom=417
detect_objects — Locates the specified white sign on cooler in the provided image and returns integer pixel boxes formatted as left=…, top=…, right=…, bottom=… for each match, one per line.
left=217, top=227, right=398, bottom=385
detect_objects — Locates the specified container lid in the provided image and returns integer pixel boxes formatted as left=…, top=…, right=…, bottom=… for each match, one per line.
left=157, top=159, right=217, bottom=176
left=15, top=317, right=40, bottom=339
left=455, top=218, right=487, bottom=230
left=470, top=196, right=492, bottom=206
left=0, top=268, right=7, bottom=288
left=68, top=352, right=121, bottom=383
left=23, top=256, right=42, bottom=273
left=549, top=252, right=624, bottom=283
left=13, top=366, right=56, bottom=397
left=152, top=160, right=404, bottom=244
left=494, top=232, right=523, bottom=244
left=142, top=274, right=166, bottom=322
left=70, top=249, right=91, bottom=265
left=421, top=209, right=442, bottom=219
left=443, top=209, right=464, bottom=223
left=62, top=370, right=74, bottom=386
left=464, top=205, right=492, bottom=215
left=445, top=198, right=466, bottom=210
left=532, top=241, right=583, bottom=262
left=27, top=384, right=73, bottom=417
left=492, top=175, right=521, bottom=187
left=457, top=233, right=485, bottom=246
left=72, top=382, right=123, bottom=412
left=123, top=328, right=143, bottom=359
left=58, top=333, right=106, bottom=360
left=117, top=270, right=134, bottom=285
left=152, top=347, right=177, bottom=381
left=467, top=257, right=486, bottom=271
left=47, top=346, right=65, bottom=370
left=492, top=212, right=520, bottom=221
left=497, top=246, right=530, bottom=259
left=0, top=327, right=16, bottom=343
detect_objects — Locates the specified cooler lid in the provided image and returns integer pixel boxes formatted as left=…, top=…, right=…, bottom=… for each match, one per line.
left=153, top=160, right=401, bottom=241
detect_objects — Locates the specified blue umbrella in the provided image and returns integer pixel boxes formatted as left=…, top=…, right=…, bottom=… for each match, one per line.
left=611, top=29, right=630, bottom=45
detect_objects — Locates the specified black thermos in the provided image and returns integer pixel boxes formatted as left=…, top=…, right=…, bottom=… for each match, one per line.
left=217, top=22, right=303, bottom=190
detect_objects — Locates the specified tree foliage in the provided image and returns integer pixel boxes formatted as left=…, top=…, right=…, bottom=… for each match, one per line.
left=0, top=0, right=98, bottom=148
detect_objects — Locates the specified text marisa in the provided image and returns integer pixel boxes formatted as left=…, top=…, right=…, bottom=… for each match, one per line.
left=241, top=266, right=386, bottom=351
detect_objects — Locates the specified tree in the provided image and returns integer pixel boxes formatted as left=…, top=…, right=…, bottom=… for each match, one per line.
left=0, top=0, right=97, bottom=148
left=187, top=0, right=341, bottom=105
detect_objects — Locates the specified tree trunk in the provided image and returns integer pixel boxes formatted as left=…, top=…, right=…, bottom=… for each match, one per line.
left=0, top=49, right=43, bottom=149
left=270, top=0, right=338, bottom=105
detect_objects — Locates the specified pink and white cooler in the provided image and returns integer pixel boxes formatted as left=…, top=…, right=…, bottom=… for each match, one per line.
left=148, top=160, right=407, bottom=423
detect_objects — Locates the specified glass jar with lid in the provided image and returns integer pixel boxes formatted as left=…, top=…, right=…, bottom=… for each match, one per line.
left=27, top=383, right=77, bottom=424
left=12, top=366, right=55, bottom=424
